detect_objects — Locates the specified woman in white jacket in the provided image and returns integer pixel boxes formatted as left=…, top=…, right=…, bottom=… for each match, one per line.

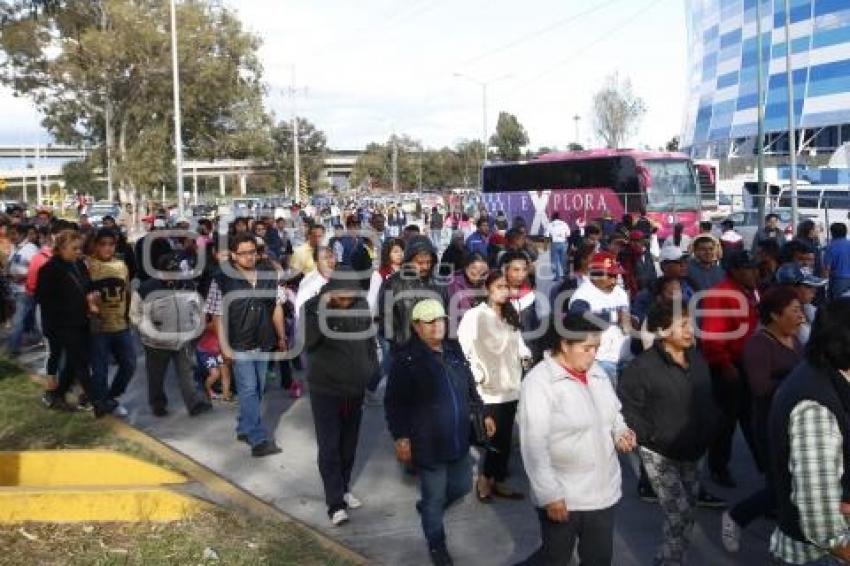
left=519, top=312, right=636, bottom=566
left=458, top=270, right=531, bottom=502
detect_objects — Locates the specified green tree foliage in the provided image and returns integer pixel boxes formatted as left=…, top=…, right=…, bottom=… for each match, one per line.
left=61, top=158, right=103, bottom=196
left=489, top=112, right=529, bottom=162
left=592, top=73, right=647, bottom=149
left=0, top=0, right=270, bottom=199
left=270, top=117, right=328, bottom=192
left=351, top=137, right=486, bottom=191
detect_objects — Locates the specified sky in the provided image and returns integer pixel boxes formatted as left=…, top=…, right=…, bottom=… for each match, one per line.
left=0, top=0, right=689, bottom=152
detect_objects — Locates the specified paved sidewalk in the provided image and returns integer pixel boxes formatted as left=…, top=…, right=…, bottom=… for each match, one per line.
left=16, top=343, right=770, bottom=566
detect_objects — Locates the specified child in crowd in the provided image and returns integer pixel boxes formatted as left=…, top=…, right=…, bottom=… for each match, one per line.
left=197, top=314, right=232, bottom=402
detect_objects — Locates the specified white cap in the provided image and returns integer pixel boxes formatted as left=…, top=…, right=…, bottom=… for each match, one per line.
left=659, top=245, right=685, bottom=262
left=176, top=217, right=190, bottom=225
left=153, top=218, right=166, bottom=228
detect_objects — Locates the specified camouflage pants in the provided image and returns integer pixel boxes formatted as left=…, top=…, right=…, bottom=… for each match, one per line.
left=639, top=447, right=699, bottom=566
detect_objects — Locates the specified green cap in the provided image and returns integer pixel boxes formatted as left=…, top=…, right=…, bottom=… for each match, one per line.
left=411, top=299, right=447, bottom=323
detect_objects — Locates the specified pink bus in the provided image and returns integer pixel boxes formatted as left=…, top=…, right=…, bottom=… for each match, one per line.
left=481, top=149, right=701, bottom=239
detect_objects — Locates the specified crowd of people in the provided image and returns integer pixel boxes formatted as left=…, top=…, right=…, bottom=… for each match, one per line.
left=2, top=198, right=850, bottom=566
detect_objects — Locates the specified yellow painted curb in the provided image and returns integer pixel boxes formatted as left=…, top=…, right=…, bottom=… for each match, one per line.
left=0, top=450, right=188, bottom=487
left=0, top=486, right=204, bottom=523
left=104, top=417, right=369, bottom=565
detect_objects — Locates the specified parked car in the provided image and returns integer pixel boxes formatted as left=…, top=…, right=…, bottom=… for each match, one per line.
left=87, top=201, right=122, bottom=227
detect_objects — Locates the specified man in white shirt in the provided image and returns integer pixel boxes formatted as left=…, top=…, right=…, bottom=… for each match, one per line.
left=6, top=224, right=41, bottom=355
left=567, top=251, right=631, bottom=385
left=546, top=212, right=570, bottom=281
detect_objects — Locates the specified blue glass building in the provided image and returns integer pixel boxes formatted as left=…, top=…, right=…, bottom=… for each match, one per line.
left=682, top=0, right=850, bottom=156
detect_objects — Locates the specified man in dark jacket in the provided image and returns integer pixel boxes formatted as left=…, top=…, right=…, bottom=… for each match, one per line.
left=619, top=300, right=718, bottom=566
left=377, top=235, right=447, bottom=350
left=385, top=299, right=494, bottom=566
left=303, top=268, right=378, bottom=526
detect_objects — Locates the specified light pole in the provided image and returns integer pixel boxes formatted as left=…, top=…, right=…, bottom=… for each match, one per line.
left=453, top=72, right=513, bottom=185
left=169, top=0, right=185, bottom=217
left=573, top=115, right=581, bottom=148
left=755, top=0, right=766, bottom=225
left=784, top=0, right=799, bottom=228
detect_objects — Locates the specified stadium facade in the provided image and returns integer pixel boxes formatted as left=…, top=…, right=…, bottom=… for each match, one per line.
left=682, top=0, right=850, bottom=158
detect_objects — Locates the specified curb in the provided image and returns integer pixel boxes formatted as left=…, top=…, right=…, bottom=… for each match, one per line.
left=104, top=417, right=369, bottom=565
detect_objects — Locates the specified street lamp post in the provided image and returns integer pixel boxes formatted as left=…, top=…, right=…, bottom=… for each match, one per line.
left=453, top=72, right=513, bottom=186
left=784, top=0, right=799, bottom=229
left=169, top=0, right=185, bottom=217
left=755, top=0, right=767, bottom=225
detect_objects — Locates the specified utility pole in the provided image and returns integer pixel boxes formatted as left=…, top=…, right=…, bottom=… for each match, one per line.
left=418, top=145, right=423, bottom=191
left=284, top=65, right=308, bottom=200
left=573, top=115, right=581, bottom=147
left=756, top=0, right=767, bottom=226
left=101, top=2, right=114, bottom=204
left=784, top=0, right=799, bottom=229
left=453, top=72, right=513, bottom=186
left=169, top=0, right=185, bottom=217
left=391, top=135, right=399, bottom=193
left=20, top=146, right=27, bottom=204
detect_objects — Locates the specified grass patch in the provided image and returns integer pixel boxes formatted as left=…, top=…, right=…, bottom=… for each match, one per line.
left=0, top=360, right=357, bottom=566
left=0, top=508, right=352, bottom=566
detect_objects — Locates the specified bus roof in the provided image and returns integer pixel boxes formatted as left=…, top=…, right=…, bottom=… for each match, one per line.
left=535, top=148, right=691, bottom=163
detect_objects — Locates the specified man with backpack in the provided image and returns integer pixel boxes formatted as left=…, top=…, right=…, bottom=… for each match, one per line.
left=130, top=252, right=211, bottom=418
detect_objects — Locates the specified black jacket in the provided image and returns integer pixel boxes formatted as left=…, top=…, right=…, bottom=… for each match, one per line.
left=303, top=292, right=377, bottom=398
left=618, top=342, right=718, bottom=461
left=214, top=265, right=279, bottom=352
left=35, top=256, right=90, bottom=332
left=377, top=235, right=447, bottom=348
left=385, top=336, right=483, bottom=467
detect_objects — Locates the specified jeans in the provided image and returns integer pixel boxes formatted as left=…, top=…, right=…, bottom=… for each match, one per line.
left=8, top=292, right=37, bottom=354
left=550, top=242, right=567, bottom=280
left=482, top=401, right=518, bottom=483
left=310, top=392, right=364, bottom=515
left=523, top=505, right=616, bottom=566
left=232, top=358, right=270, bottom=447
left=418, top=456, right=472, bottom=548
left=640, top=447, right=699, bottom=566
left=144, top=344, right=207, bottom=413
left=90, top=329, right=137, bottom=404
left=829, top=276, right=850, bottom=300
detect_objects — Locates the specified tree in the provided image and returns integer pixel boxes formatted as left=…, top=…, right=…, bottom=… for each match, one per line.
left=62, top=158, right=103, bottom=196
left=0, top=0, right=269, bottom=201
left=665, top=136, right=680, bottom=152
left=350, top=134, right=420, bottom=190
left=270, top=117, right=328, bottom=193
left=592, top=73, right=647, bottom=149
left=489, top=112, right=529, bottom=162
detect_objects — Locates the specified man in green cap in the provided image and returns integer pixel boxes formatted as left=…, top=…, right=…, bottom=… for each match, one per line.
left=385, top=298, right=495, bottom=566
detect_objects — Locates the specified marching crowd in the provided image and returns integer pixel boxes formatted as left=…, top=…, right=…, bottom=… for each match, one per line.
left=2, top=199, right=850, bottom=566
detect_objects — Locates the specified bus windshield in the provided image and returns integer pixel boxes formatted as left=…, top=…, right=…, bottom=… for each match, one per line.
left=643, top=160, right=699, bottom=212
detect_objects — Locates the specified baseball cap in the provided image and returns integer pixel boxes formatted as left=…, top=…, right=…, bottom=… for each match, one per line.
left=411, top=299, right=447, bottom=323
left=153, top=218, right=166, bottom=228
left=589, top=251, right=625, bottom=276
left=775, top=263, right=827, bottom=288
left=659, top=246, right=686, bottom=263
left=726, top=249, right=759, bottom=270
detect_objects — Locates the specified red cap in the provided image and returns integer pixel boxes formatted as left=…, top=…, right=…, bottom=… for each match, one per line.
left=589, top=252, right=625, bottom=276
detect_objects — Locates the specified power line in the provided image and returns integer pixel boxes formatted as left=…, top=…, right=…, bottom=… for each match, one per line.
left=462, top=0, right=626, bottom=66
left=505, top=0, right=667, bottom=97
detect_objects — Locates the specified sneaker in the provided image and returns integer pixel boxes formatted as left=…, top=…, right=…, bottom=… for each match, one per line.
left=251, top=441, right=282, bottom=458
left=236, top=433, right=250, bottom=444
left=697, top=487, right=726, bottom=509
left=112, top=403, right=129, bottom=418
left=42, top=392, right=74, bottom=412
left=721, top=510, right=741, bottom=553
left=343, top=492, right=363, bottom=509
left=428, top=543, right=454, bottom=566
left=288, top=379, right=303, bottom=399
left=638, top=481, right=658, bottom=503
left=189, top=402, right=213, bottom=417
left=330, top=509, right=349, bottom=526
